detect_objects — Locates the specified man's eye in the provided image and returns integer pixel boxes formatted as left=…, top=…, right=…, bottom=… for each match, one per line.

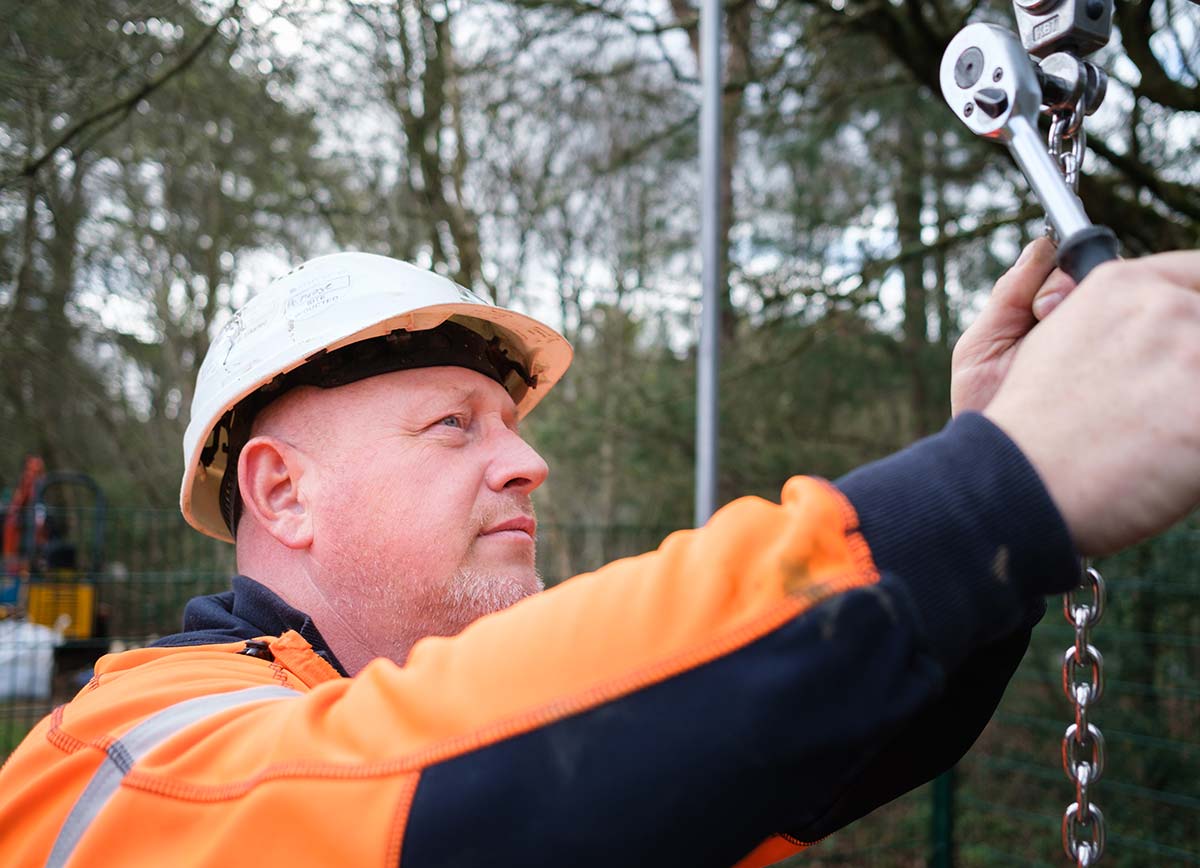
left=438, top=415, right=465, bottom=429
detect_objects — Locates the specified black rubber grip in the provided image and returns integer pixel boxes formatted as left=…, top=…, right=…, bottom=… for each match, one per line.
left=1055, top=226, right=1119, bottom=283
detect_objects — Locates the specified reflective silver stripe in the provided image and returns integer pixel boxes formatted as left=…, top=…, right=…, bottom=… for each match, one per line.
left=47, top=685, right=298, bottom=868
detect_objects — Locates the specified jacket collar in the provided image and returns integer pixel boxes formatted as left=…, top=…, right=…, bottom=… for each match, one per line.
left=152, top=575, right=349, bottom=676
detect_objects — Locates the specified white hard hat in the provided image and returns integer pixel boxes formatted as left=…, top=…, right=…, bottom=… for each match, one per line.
left=181, top=251, right=573, bottom=543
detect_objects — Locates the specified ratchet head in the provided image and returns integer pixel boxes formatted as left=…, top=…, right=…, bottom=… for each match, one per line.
left=940, top=23, right=1043, bottom=143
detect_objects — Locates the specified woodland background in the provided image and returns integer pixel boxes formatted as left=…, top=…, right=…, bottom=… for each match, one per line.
left=3, top=0, right=1196, bottom=524
left=1, top=1, right=1197, bottom=865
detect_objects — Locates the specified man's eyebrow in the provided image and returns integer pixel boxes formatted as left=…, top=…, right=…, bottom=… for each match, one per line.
left=403, top=385, right=475, bottom=415
left=402, top=383, right=520, bottom=426
left=436, top=385, right=476, bottom=405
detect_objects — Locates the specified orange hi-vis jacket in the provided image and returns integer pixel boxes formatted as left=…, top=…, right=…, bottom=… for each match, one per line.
left=0, top=415, right=1080, bottom=867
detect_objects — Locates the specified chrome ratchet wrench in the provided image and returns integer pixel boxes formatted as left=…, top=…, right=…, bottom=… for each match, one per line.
left=940, top=23, right=1118, bottom=282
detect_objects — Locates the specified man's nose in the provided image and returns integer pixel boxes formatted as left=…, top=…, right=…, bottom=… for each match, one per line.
left=485, top=427, right=549, bottom=494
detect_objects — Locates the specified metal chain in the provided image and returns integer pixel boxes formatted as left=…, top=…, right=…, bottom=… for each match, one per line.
left=1044, top=95, right=1088, bottom=242
left=1047, top=93, right=1088, bottom=191
left=1023, top=33, right=1110, bottom=867
left=1062, top=563, right=1107, bottom=866
left=1047, top=84, right=1108, bottom=868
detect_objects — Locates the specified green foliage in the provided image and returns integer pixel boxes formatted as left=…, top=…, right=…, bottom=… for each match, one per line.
left=0, top=0, right=330, bottom=505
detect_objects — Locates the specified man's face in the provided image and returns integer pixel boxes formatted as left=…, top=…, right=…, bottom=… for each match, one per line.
left=290, top=365, right=549, bottom=662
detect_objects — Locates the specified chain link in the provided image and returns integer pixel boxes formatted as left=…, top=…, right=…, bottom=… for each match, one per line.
left=1044, top=95, right=1088, bottom=242
left=1047, top=94, right=1087, bottom=191
left=1063, top=565, right=1107, bottom=866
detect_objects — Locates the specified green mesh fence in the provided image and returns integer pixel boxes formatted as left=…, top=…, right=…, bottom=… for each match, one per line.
left=950, top=524, right=1200, bottom=867
left=1, top=507, right=1195, bottom=866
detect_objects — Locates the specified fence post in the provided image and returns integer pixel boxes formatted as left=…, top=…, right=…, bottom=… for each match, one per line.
left=930, top=768, right=955, bottom=868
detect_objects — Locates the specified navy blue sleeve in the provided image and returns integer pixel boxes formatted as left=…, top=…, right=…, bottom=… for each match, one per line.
left=836, top=411, right=1080, bottom=667
left=401, top=412, right=1080, bottom=867
left=785, top=412, right=1079, bottom=840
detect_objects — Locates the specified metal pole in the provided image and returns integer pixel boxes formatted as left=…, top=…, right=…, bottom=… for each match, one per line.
left=695, top=0, right=722, bottom=527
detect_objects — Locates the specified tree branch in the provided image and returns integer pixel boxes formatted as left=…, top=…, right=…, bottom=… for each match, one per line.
left=1113, top=0, right=1200, bottom=112
left=0, top=0, right=241, bottom=193
left=1087, top=136, right=1200, bottom=223
left=855, top=206, right=1041, bottom=285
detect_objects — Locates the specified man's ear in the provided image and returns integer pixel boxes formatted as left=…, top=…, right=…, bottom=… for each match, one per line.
left=237, top=436, right=314, bottom=549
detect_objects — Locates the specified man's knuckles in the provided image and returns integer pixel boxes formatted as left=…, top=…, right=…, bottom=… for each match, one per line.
left=1129, top=283, right=1200, bottom=359
left=1141, top=250, right=1200, bottom=289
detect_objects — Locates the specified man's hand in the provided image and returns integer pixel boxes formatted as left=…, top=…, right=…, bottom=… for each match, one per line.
left=983, top=251, right=1200, bottom=556
left=951, top=238, right=1077, bottom=416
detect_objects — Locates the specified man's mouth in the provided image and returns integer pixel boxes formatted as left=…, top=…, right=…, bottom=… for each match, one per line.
left=480, top=516, right=536, bottom=538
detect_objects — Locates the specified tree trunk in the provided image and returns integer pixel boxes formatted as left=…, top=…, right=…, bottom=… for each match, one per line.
left=895, top=108, right=929, bottom=437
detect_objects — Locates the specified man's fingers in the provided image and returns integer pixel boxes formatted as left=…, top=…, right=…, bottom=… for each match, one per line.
left=1029, top=249, right=1199, bottom=322
left=1031, top=268, right=1077, bottom=320
left=992, top=238, right=1057, bottom=309
left=1090, top=250, right=1200, bottom=291
left=968, top=238, right=1059, bottom=341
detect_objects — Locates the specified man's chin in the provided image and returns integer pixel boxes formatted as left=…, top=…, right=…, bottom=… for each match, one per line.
left=447, top=568, right=544, bottom=619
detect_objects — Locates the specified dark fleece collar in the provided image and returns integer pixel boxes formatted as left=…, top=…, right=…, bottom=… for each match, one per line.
left=151, top=575, right=349, bottom=676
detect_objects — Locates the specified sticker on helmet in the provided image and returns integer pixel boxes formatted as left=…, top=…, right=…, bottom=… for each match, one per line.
left=287, top=274, right=351, bottom=322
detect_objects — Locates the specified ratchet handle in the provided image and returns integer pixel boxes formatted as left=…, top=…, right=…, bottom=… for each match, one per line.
left=1055, top=225, right=1119, bottom=283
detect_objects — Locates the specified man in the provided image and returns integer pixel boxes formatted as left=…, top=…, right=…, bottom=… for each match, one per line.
left=2, top=244, right=1198, bottom=867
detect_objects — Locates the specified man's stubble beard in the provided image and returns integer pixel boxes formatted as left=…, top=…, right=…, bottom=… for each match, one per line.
left=327, top=549, right=544, bottom=666
left=445, top=567, right=545, bottom=622
left=315, top=492, right=544, bottom=665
